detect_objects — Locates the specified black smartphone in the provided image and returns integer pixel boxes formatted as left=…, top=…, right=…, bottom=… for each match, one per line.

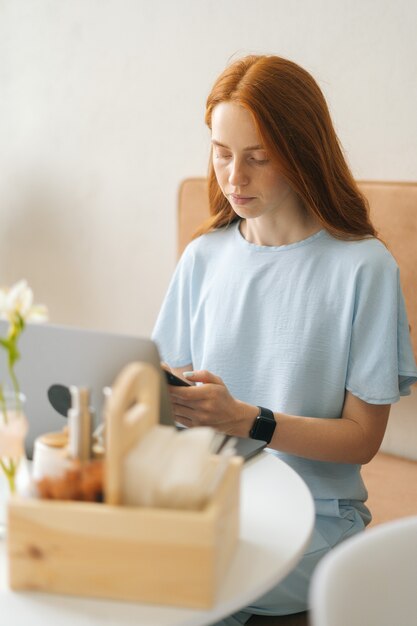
left=164, top=370, right=192, bottom=387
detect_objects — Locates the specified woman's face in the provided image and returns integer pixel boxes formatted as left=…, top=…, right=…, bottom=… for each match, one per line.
left=211, top=101, right=294, bottom=221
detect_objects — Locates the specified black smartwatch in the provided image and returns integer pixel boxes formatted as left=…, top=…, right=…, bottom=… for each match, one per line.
left=249, top=406, right=276, bottom=444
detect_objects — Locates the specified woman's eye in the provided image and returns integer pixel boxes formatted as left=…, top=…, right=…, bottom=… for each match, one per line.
left=250, top=157, right=269, bottom=164
left=248, top=152, right=269, bottom=164
left=215, top=151, right=232, bottom=160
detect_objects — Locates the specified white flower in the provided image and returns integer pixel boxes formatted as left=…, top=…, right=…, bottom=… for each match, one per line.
left=0, top=280, right=48, bottom=323
left=0, top=289, right=6, bottom=314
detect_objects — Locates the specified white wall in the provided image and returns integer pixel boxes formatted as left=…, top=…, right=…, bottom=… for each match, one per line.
left=1, top=0, right=416, bottom=455
left=1, top=0, right=416, bottom=336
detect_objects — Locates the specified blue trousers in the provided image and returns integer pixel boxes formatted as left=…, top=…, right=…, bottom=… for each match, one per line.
left=214, top=499, right=369, bottom=625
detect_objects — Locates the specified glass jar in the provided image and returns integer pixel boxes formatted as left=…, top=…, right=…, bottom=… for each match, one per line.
left=0, top=391, right=28, bottom=535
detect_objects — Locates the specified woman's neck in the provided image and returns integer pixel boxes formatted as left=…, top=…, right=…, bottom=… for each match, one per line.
left=240, top=209, right=322, bottom=247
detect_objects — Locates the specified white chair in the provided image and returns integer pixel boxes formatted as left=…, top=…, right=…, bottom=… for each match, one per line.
left=309, top=515, right=417, bottom=626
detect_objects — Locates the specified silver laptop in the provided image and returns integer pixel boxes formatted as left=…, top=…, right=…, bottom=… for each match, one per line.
left=0, top=321, right=266, bottom=460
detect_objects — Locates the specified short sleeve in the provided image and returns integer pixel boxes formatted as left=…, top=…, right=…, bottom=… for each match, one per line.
left=346, top=253, right=417, bottom=404
left=151, top=248, right=193, bottom=367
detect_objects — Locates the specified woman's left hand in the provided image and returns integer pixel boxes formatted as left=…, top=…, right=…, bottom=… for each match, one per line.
left=168, top=370, right=257, bottom=437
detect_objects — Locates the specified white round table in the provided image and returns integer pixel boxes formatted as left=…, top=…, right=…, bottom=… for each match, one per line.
left=0, top=451, right=314, bottom=626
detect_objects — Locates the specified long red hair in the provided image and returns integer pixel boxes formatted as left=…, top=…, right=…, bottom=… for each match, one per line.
left=195, top=55, right=377, bottom=240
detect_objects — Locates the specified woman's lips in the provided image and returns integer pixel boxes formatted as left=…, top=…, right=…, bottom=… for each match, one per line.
left=230, top=194, right=255, bottom=205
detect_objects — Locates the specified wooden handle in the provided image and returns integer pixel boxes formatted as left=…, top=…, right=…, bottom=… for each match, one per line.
left=104, top=362, right=160, bottom=505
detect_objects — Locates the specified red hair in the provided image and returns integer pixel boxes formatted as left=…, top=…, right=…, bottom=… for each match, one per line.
left=195, top=55, right=377, bottom=240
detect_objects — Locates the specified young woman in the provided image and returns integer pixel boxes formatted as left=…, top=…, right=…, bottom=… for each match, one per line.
left=152, top=55, right=417, bottom=623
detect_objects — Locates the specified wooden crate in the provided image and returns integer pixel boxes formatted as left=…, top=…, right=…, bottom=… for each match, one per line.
left=7, top=362, right=242, bottom=608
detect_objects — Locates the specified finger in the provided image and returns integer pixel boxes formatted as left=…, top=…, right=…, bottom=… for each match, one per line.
left=169, top=386, right=205, bottom=403
left=172, top=411, right=192, bottom=426
left=183, top=370, right=223, bottom=385
left=171, top=402, right=197, bottom=423
left=174, top=415, right=194, bottom=428
left=173, top=412, right=196, bottom=428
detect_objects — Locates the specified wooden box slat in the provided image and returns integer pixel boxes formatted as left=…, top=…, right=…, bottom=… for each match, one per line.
left=8, top=456, right=241, bottom=608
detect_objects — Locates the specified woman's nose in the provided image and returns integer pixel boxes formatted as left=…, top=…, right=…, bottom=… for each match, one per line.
left=229, top=159, right=249, bottom=187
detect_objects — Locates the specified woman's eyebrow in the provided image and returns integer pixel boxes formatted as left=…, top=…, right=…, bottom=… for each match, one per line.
left=211, top=139, right=264, bottom=151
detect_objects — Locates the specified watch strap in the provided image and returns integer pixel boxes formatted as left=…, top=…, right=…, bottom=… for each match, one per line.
left=249, top=406, right=276, bottom=444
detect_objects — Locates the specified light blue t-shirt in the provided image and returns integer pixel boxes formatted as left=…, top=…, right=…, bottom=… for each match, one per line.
left=152, top=221, right=417, bottom=503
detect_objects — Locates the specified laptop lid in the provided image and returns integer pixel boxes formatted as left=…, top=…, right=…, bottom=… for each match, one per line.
left=0, top=321, right=265, bottom=461
left=0, top=321, right=173, bottom=458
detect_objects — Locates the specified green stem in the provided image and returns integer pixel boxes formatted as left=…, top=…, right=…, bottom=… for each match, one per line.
left=8, top=362, right=22, bottom=413
left=0, top=385, right=8, bottom=425
left=0, top=458, right=17, bottom=493
left=4, top=469, right=16, bottom=493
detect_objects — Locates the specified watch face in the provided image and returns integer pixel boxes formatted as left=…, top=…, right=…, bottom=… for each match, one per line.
left=250, top=413, right=276, bottom=443
left=255, top=419, right=273, bottom=441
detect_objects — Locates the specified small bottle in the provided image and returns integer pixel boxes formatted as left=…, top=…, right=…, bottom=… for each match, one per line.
left=68, top=386, right=94, bottom=462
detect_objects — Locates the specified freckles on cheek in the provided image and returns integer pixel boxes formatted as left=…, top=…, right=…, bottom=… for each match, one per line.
left=267, top=172, right=291, bottom=196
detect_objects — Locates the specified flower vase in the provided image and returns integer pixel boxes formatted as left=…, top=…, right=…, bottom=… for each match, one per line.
left=0, top=391, right=29, bottom=536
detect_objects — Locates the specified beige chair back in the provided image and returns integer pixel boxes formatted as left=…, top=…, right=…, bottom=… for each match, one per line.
left=178, top=178, right=417, bottom=360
